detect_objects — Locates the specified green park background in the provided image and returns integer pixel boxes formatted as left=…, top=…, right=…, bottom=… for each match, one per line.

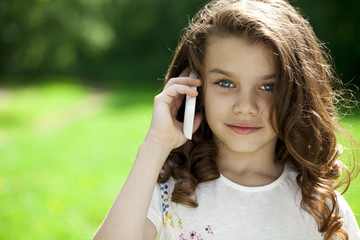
left=0, top=0, right=359, bottom=239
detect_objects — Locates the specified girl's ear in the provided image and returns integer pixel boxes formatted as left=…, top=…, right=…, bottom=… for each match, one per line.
left=192, top=113, right=203, bottom=134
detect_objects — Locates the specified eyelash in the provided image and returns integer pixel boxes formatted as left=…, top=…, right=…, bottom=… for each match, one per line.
left=215, top=80, right=235, bottom=88
left=259, top=83, right=276, bottom=91
left=215, top=80, right=276, bottom=91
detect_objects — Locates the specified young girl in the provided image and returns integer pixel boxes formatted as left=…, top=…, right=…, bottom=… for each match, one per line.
left=94, top=0, right=360, bottom=239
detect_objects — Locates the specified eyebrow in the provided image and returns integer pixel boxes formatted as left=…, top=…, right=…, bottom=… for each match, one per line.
left=209, top=68, right=235, bottom=77
left=209, top=67, right=277, bottom=80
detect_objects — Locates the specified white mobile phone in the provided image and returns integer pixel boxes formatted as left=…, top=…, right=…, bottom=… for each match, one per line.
left=183, top=71, right=197, bottom=140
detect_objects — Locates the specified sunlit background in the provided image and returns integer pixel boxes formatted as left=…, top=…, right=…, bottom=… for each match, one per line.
left=0, top=0, right=359, bottom=239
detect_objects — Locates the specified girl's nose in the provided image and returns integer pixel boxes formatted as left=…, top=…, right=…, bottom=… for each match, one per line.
left=232, top=91, right=258, bottom=116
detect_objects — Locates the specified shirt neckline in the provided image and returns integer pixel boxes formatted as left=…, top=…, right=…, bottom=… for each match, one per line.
left=219, top=164, right=289, bottom=192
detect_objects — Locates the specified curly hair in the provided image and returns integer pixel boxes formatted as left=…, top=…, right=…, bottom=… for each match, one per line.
left=157, top=0, right=359, bottom=239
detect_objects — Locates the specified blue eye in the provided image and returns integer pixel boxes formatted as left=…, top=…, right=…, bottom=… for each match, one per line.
left=216, top=80, right=235, bottom=88
left=260, top=83, right=275, bottom=91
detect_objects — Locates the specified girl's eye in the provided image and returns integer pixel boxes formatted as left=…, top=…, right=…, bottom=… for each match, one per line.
left=216, top=80, right=235, bottom=88
left=259, top=83, right=275, bottom=91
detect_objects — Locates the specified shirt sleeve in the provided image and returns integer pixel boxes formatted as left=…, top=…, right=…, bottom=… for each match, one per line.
left=338, top=194, right=360, bottom=239
left=147, top=183, right=163, bottom=236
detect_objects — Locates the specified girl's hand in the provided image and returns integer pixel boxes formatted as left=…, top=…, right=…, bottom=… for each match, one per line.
left=145, top=68, right=203, bottom=151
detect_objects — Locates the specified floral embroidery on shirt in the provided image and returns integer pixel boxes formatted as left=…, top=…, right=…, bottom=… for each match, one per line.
left=165, top=213, right=175, bottom=229
left=161, top=184, right=169, bottom=216
left=188, top=231, right=204, bottom=240
left=205, top=225, right=213, bottom=235
left=161, top=183, right=214, bottom=239
left=179, top=233, right=188, bottom=240
left=190, top=231, right=196, bottom=239
left=178, top=218, right=183, bottom=229
left=162, top=184, right=176, bottom=229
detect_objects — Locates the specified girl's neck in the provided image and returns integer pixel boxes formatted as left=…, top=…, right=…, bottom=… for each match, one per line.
left=216, top=144, right=284, bottom=187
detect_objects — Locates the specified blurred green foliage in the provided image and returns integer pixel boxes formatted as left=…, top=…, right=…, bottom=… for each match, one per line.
left=0, top=0, right=204, bottom=83
left=291, top=0, right=360, bottom=88
left=0, top=0, right=359, bottom=87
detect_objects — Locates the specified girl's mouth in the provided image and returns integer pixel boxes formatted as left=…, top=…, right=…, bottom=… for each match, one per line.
left=227, top=125, right=262, bottom=135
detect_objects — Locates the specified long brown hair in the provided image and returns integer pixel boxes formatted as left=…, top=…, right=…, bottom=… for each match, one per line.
left=158, top=0, right=359, bottom=239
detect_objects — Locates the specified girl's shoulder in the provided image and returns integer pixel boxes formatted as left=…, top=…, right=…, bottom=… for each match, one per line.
left=335, top=192, right=360, bottom=238
left=336, top=191, right=357, bottom=220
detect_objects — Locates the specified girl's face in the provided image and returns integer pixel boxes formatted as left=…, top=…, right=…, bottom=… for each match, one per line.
left=203, top=34, right=278, bottom=155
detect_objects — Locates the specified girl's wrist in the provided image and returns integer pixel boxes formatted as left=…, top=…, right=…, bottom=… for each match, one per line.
left=135, top=136, right=173, bottom=171
left=143, top=132, right=176, bottom=153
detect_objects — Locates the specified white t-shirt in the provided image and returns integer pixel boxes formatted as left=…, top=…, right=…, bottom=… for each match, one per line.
left=147, top=164, right=360, bottom=240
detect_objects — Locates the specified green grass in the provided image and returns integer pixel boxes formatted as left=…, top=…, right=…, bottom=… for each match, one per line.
left=0, top=79, right=359, bottom=239
left=0, top=80, right=154, bottom=239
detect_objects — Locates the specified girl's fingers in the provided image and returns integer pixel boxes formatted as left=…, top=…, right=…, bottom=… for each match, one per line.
left=164, top=77, right=201, bottom=90
left=157, top=84, right=198, bottom=104
left=154, top=84, right=198, bottom=119
left=173, top=94, right=185, bottom=113
left=164, top=69, right=201, bottom=90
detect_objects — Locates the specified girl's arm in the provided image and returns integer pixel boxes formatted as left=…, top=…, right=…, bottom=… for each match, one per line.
left=93, top=69, right=202, bottom=240
left=93, top=138, right=170, bottom=240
